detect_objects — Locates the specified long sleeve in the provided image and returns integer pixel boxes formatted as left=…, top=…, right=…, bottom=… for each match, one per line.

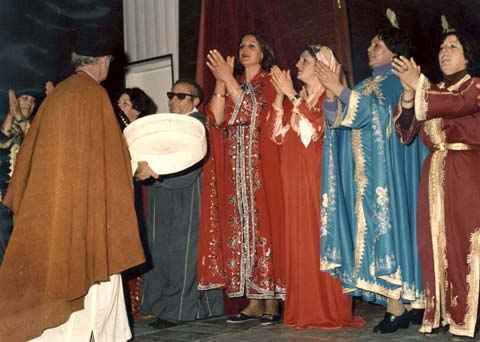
left=394, top=107, right=421, bottom=145
left=338, top=77, right=402, bottom=129
left=270, top=101, right=290, bottom=145
left=414, top=74, right=480, bottom=121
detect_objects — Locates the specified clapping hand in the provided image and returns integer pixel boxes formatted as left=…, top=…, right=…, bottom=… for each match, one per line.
left=270, top=66, right=295, bottom=99
left=206, top=49, right=235, bottom=83
left=392, top=56, right=421, bottom=90
left=315, top=61, right=343, bottom=98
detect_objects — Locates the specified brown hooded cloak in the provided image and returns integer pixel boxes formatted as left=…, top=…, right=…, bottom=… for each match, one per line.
left=0, top=72, right=145, bottom=341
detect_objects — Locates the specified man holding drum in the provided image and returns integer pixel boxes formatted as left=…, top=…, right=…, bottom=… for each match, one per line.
left=138, top=80, right=224, bottom=328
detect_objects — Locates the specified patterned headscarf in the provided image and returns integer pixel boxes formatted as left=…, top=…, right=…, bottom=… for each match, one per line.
left=302, top=44, right=341, bottom=101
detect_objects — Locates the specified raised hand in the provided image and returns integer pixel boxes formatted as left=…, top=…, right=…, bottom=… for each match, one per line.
left=315, top=61, right=344, bottom=97
left=206, top=49, right=235, bottom=83
left=270, top=66, right=295, bottom=99
left=392, top=56, right=421, bottom=90
left=8, top=90, right=21, bottom=119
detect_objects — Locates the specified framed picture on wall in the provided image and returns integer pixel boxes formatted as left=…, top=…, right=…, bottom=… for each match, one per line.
left=125, top=54, right=174, bottom=113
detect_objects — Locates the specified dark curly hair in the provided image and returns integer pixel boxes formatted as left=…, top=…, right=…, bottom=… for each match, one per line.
left=121, top=87, right=157, bottom=118
left=234, top=32, right=275, bottom=75
left=440, top=31, right=476, bottom=70
left=376, top=26, right=413, bottom=58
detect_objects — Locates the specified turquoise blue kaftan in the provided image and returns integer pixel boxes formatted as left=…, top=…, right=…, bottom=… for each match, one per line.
left=320, top=65, right=428, bottom=305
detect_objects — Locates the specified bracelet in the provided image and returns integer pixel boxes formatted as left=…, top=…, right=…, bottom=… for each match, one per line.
left=213, top=93, right=226, bottom=98
left=289, top=94, right=301, bottom=104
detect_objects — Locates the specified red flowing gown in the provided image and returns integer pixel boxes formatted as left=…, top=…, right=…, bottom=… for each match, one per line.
left=274, top=94, right=363, bottom=328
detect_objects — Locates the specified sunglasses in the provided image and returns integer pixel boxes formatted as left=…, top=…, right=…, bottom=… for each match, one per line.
left=166, top=92, right=196, bottom=100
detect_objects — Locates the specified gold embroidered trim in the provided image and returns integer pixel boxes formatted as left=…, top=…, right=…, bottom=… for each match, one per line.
left=332, top=99, right=344, bottom=128
left=449, top=229, right=480, bottom=337
left=320, top=259, right=341, bottom=271
left=351, top=130, right=368, bottom=275
left=431, top=74, right=472, bottom=93
left=433, top=142, right=474, bottom=151
left=341, top=91, right=360, bottom=127
left=356, top=277, right=401, bottom=300
left=424, top=117, right=448, bottom=330
left=414, top=74, right=431, bottom=121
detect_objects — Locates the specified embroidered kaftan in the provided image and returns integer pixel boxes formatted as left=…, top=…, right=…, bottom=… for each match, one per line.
left=198, top=71, right=283, bottom=299
left=396, top=74, right=480, bottom=337
left=321, top=66, right=428, bottom=305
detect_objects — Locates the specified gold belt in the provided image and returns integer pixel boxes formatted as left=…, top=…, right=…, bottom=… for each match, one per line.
left=433, top=142, right=475, bottom=151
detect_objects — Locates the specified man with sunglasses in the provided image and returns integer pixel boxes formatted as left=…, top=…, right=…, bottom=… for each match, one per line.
left=140, top=79, right=224, bottom=328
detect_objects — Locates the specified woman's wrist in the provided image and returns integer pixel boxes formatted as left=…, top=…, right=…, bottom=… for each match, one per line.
left=332, top=84, right=345, bottom=98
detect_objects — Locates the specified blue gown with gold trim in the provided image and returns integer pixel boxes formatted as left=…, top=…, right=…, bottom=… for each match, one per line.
left=320, top=65, right=428, bottom=305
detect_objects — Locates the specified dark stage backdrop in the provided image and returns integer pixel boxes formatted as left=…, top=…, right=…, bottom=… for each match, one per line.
left=0, top=0, right=124, bottom=117
left=194, top=0, right=353, bottom=103
left=348, top=0, right=480, bottom=83
left=191, top=0, right=480, bottom=96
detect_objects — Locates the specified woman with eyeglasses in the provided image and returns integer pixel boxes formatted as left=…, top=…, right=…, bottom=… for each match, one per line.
left=270, top=45, right=363, bottom=329
left=394, top=27, right=480, bottom=338
left=116, top=87, right=157, bottom=320
left=117, top=87, right=157, bottom=130
left=198, top=33, right=285, bottom=324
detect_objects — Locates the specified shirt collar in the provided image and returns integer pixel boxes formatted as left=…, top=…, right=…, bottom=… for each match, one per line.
left=184, top=107, right=198, bottom=116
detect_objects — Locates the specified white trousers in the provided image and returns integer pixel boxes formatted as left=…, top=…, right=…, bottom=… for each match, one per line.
left=29, top=274, right=131, bottom=342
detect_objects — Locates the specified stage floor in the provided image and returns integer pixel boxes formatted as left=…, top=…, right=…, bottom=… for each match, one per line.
left=131, top=301, right=465, bottom=342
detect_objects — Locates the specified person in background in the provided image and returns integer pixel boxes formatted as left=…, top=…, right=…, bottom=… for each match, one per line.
left=116, top=86, right=157, bottom=320
left=139, top=79, right=224, bottom=328
left=117, top=87, right=157, bottom=131
left=0, top=88, right=38, bottom=264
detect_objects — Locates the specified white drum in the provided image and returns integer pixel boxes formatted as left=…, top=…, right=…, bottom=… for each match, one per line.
left=123, top=113, right=207, bottom=175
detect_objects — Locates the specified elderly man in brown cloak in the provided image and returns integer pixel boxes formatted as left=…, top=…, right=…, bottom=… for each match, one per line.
left=0, top=30, right=145, bottom=342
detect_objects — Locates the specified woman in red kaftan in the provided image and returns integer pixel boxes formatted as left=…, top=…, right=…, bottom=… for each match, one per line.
left=197, top=33, right=284, bottom=322
left=270, top=45, right=364, bottom=328
left=394, top=31, right=480, bottom=338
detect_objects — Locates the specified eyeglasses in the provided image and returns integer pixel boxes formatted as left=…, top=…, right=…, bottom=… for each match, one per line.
left=166, top=92, right=196, bottom=100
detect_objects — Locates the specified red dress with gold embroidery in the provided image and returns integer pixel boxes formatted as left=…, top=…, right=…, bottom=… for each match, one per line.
left=198, top=71, right=285, bottom=299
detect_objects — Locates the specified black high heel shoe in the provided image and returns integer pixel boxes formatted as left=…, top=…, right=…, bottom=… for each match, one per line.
left=373, top=311, right=410, bottom=333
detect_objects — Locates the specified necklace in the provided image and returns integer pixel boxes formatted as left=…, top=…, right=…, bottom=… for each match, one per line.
left=119, top=113, right=130, bottom=128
